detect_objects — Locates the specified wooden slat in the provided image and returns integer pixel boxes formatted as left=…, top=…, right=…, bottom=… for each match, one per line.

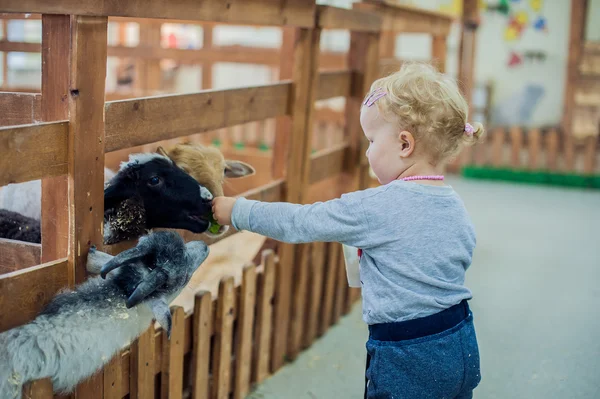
left=317, top=5, right=381, bottom=32
left=21, top=379, right=53, bottom=399
left=527, top=128, right=541, bottom=170
left=0, top=121, right=68, bottom=187
left=0, top=258, right=68, bottom=333
left=319, top=242, right=339, bottom=335
left=0, top=0, right=317, bottom=27
left=234, top=265, right=257, bottom=399
left=161, top=306, right=185, bottom=399
left=0, top=92, right=40, bottom=126
left=252, top=250, right=275, bottom=384
left=68, top=15, right=108, bottom=285
left=104, top=83, right=291, bottom=152
left=509, top=126, right=523, bottom=168
left=288, top=244, right=310, bottom=360
left=545, top=128, right=559, bottom=171
left=212, top=276, right=235, bottom=399
left=40, top=14, right=70, bottom=264
left=583, top=135, right=597, bottom=174
left=309, top=143, right=349, bottom=184
left=103, top=353, right=124, bottom=399
left=332, top=244, right=346, bottom=324
left=192, top=291, right=212, bottom=399
left=272, top=26, right=322, bottom=372
left=563, top=133, right=576, bottom=172
left=303, top=241, right=325, bottom=348
left=345, top=31, right=380, bottom=190
left=355, top=1, right=453, bottom=36
left=130, top=326, right=156, bottom=399
left=317, top=70, right=352, bottom=100
left=432, top=34, right=447, bottom=73
left=75, top=371, right=104, bottom=399
left=491, top=127, right=505, bottom=167
left=0, top=40, right=41, bottom=53
left=0, top=238, right=41, bottom=274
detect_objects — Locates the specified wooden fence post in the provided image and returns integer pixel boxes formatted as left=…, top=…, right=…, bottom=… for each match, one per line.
left=68, top=15, right=108, bottom=399
left=346, top=31, right=380, bottom=190
left=272, top=26, right=321, bottom=372
left=40, top=14, right=70, bottom=265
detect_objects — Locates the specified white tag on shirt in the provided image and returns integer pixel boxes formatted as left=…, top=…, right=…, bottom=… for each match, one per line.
left=342, top=244, right=361, bottom=288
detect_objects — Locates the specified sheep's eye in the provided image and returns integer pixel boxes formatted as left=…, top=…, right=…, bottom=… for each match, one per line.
left=148, top=176, right=161, bottom=186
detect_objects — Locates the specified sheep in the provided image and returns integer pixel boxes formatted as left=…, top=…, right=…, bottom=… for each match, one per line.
left=0, top=230, right=209, bottom=398
left=156, top=142, right=256, bottom=236
left=0, top=168, right=116, bottom=222
left=0, top=209, right=40, bottom=243
left=103, top=152, right=215, bottom=245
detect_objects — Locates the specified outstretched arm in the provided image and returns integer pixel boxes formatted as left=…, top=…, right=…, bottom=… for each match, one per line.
left=213, top=193, right=372, bottom=248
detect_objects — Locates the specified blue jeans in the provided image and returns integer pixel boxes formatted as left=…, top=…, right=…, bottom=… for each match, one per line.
left=364, top=302, right=481, bottom=398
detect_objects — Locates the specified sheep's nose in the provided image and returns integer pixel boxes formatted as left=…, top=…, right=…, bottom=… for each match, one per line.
left=200, top=186, right=213, bottom=202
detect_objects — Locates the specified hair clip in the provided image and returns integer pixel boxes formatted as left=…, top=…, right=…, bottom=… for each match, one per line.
left=464, top=123, right=474, bottom=137
left=363, top=87, right=387, bottom=107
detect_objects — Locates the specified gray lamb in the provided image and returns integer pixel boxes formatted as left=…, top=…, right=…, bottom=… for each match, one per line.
left=0, top=231, right=209, bottom=398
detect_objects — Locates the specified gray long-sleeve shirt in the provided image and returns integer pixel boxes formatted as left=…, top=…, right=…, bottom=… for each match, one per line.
left=231, top=180, right=476, bottom=325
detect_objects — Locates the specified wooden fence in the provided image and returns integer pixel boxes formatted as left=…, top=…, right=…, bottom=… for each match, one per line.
left=0, top=2, right=388, bottom=398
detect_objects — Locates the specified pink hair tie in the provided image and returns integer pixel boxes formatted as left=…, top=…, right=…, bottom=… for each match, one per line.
left=363, top=87, right=387, bottom=107
left=464, top=123, right=474, bottom=137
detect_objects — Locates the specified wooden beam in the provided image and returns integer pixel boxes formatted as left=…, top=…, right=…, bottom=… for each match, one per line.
left=104, top=83, right=291, bottom=152
left=0, top=121, right=68, bottom=187
left=317, top=70, right=352, bottom=100
left=272, top=26, right=321, bottom=372
left=432, top=35, right=447, bottom=73
left=0, top=238, right=41, bottom=274
left=561, top=0, right=588, bottom=137
left=0, top=92, right=40, bottom=126
left=40, top=14, right=70, bottom=264
left=309, top=143, right=349, bottom=184
left=0, top=258, right=68, bottom=333
left=355, top=1, right=453, bottom=36
left=67, top=16, right=108, bottom=285
left=316, top=5, right=381, bottom=33
left=0, top=0, right=317, bottom=27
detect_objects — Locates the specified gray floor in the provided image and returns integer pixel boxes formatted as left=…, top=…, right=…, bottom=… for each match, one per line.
left=247, top=177, right=600, bottom=399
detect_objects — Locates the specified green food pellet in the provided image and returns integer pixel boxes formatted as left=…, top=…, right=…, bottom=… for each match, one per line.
left=208, top=213, right=221, bottom=234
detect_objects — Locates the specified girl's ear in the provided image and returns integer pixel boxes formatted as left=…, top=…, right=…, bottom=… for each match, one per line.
left=398, top=131, right=415, bottom=158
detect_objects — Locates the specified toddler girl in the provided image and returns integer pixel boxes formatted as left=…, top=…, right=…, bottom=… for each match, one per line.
left=213, top=62, right=483, bottom=398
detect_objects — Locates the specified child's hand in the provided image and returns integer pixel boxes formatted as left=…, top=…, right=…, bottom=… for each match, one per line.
left=212, top=197, right=237, bottom=226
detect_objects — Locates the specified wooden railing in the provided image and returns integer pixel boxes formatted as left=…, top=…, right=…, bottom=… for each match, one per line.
left=0, top=2, right=393, bottom=398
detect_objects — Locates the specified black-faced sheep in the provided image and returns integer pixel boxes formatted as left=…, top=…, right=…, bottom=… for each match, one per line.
left=0, top=209, right=40, bottom=244
left=0, top=230, right=209, bottom=398
left=103, top=152, right=215, bottom=244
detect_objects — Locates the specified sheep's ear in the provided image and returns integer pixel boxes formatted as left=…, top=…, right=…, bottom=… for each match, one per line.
left=224, top=160, right=256, bottom=178
left=156, top=146, right=170, bottom=159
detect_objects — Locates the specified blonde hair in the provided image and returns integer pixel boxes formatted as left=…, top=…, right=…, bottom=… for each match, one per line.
left=366, top=61, right=484, bottom=164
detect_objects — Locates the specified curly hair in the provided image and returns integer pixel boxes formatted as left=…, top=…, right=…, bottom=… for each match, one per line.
left=365, top=61, right=485, bottom=165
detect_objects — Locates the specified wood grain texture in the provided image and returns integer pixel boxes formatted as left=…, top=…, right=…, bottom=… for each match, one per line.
left=129, top=326, right=156, bottom=399
left=319, top=243, right=339, bottom=335
left=432, top=35, right=447, bottom=73
left=332, top=244, right=346, bottom=324
left=317, top=70, right=352, bottom=100
left=161, top=306, right=185, bottom=399
left=0, top=238, right=41, bottom=274
left=103, top=353, right=124, bottom=399
left=317, top=5, right=381, bottom=32
left=252, top=251, right=275, bottom=384
left=40, top=14, right=70, bottom=264
left=233, top=265, right=257, bottom=399
left=288, top=244, right=310, bottom=360
left=104, top=83, right=291, bottom=152
left=0, top=0, right=317, bottom=27
left=21, top=379, right=54, bottom=399
left=545, top=129, right=559, bottom=171
left=75, top=371, right=103, bottom=399
left=527, top=129, right=541, bottom=170
left=0, top=92, right=40, bottom=126
left=355, top=1, right=452, bottom=35
left=303, top=241, right=325, bottom=348
left=309, top=143, right=349, bottom=184
left=0, top=121, right=68, bottom=187
left=212, top=277, right=235, bottom=399
left=67, top=16, right=108, bottom=285
left=192, top=291, right=212, bottom=399
left=0, top=258, right=68, bottom=333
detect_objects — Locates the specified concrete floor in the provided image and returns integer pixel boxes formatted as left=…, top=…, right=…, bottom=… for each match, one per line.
left=247, top=177, right=600, bottom=399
